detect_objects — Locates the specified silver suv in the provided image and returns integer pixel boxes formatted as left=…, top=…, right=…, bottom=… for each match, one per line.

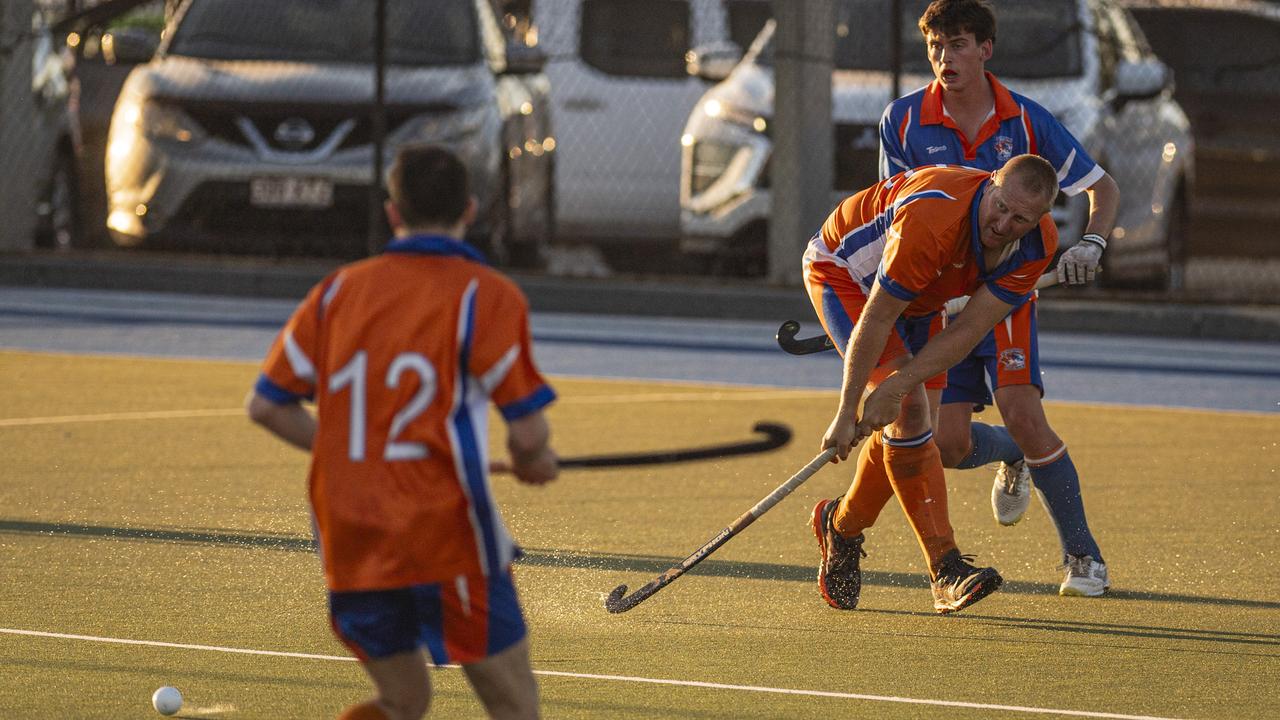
left=680, top=0, right=1193, bottom=286
left=104, top=0, right=554, bottom=264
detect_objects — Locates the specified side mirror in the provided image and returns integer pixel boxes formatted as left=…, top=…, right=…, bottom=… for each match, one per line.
left=31, top=30, right=70, bottom=103
left=686, top=41, right=743, bottom=82
left=504, top=42, right=547, bottom=75
left=1105, top=57, right=1171, bottom=110
left=102, top=27, right=159, bottom=65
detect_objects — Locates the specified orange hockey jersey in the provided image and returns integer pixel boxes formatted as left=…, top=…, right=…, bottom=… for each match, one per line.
left=803, top=165, right=1057, bottom=317
left=255, top=235, right=555, bottom=592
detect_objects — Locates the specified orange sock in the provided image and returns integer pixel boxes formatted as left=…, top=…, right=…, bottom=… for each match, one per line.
left=833, top=431, right=895, bottom=537
left=337, top=701, right=390, bottom=720
left=883, top=435, right=957, bottom=574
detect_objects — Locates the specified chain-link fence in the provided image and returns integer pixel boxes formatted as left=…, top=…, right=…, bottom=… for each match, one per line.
left=2, top=0, right=1278, bottom=301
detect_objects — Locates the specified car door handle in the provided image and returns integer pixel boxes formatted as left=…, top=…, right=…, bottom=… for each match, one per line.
left=561, top=97, right=605, bottom=112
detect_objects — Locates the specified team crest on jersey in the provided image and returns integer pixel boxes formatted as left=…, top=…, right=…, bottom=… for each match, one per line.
left=999, top=347, right=1026, bottom=371
left=995, top=136, right=1014, bottom=162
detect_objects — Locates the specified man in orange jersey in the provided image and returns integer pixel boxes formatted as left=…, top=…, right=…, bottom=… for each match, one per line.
left=248, top=144, right=558, bottom=720
left=804, top=154, right=1058, bottom=614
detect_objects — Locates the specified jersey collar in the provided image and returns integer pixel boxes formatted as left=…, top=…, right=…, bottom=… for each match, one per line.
left=383, top=234, right=488, bottom=264
left=920, top=71, right=1022, bottom=126
left=969, top=179, right=989, bottom=276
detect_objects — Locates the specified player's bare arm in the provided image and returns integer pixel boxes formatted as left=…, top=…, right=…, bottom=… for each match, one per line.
left=245, top=393, right=316, bottom=451
left=822, top=285, right=910, bottom=461
left=860, top=285, right=1015, bottom=433
left=507, top=410, right=559, bottom=486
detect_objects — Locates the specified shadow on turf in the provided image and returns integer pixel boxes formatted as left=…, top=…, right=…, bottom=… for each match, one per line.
left=6, top=518, right=1279, bottom=616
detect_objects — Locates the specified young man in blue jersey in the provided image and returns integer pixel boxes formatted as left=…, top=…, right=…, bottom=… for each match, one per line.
left=877, top=0, right=1118, bottom=596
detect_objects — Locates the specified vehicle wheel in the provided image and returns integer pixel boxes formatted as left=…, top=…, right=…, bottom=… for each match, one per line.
left=36, top=149, right=81, bottom=251
left=504, top=159, right=550, bottom=270
left=474, top=162, right=513, bottom=266
left=1163, top=184, right=1189, bottom=292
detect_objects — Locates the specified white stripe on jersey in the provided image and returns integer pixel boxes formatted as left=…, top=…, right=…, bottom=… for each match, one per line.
left=1062, top=163, right=1105, bottom=197
left=447, top=279, right=493, bottom=576
left=479, top=344, right=521, bottom=396
left=283, top=331, right=316, bottom=382
left=321, top=274, right=344, bottom=310
left=1021, top=106, right=1034, bottom=152
left=1056, top=147, right=1076, bottom=183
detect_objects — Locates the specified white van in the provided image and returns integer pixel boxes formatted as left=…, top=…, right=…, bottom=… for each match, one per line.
left=533, top=0, right=767, bottom=244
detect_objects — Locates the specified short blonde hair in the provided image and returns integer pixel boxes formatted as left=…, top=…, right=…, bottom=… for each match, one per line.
left=994, top=154, right=1058, bottom=210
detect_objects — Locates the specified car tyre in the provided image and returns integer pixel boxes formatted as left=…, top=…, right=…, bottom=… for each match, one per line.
left=36, top=149, right=81, bottom=251
left=1163, top=183, right=1188, bottom=292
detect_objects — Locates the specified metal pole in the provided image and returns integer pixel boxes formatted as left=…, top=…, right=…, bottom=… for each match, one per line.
left=767, top=0, right=834, bottom=285
left=367, top=0, right=388, bottom=255
left=890, top=0, right=902, bottom=101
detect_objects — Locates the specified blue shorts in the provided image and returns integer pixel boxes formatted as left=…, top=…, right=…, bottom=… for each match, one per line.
left=941, top=299, right=1043, bottom=410
left=329, top=569, right=527, bottom=665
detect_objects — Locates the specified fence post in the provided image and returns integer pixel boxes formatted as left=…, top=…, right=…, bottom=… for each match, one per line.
left=768, top=0, right=833, bottom=285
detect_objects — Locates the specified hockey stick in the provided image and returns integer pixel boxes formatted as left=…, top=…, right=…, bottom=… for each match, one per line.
left=490, top=422, right=792, bottom=472
left=777, top=273, right=1061, bottom=356
left=603, top=446, right=838, bottom=613
left=776, top=319, right=835, bottom=356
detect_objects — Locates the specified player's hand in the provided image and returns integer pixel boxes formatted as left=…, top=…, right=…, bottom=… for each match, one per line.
left=821, top=409, right=865, bottom=462
left=1057, top=237, right=1104, bottom=285
left=858, top=386, right=902, bottom=435
left=491, top=450, right=559, bottom=485
left=511, top=448, right=559, bottom=486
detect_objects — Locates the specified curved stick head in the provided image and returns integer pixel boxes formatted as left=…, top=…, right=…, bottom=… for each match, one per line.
left=776, top=320, right=801, bottom=343
left=604, top=584, right=629, bottom=613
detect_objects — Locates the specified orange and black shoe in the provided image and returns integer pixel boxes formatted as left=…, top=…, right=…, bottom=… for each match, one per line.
left=811, top=497, right=867, bottom=610
left=930, top=549, right=1003, bottom=614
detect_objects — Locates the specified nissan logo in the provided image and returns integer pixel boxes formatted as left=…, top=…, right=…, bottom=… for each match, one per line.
left=273, top=117, right=316, bottom=149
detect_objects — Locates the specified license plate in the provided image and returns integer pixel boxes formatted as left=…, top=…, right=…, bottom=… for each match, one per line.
left=249, top=177, right=334, bottom=208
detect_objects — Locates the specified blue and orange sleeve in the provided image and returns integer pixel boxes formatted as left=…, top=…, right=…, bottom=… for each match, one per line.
left=468, top=277, right=556, bottom=420
left=257, top=279, right=329, bottom=404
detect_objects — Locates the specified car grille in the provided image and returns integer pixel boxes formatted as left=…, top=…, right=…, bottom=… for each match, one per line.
left=166, top=181, right=380, bottom=257
left=176, top=101, right=456, bottom=152
left=752, top=123, right=879, bottom=192
left=690, top=140, right=740, bottom=196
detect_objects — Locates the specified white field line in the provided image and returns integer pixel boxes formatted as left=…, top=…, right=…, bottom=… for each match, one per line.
left=0, top=389, right=831, bottom=429
left=0, top=408, right=245, bottom=428
left=0, top=627, right=1189, bottom=720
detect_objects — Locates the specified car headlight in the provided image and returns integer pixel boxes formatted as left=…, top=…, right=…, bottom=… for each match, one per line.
left=690, top=140, right=742, bottom=195
left=701, top=99, right=769, bottom=135
left=111, top=92, right=205, bottom=145
left=397, top=103, right=494, bottom=147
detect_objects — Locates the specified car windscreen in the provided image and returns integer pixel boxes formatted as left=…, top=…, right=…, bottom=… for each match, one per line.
left=167, top=0, right=480, bottom=65
left=752, top=0, right=1082, bottom=79
left=1129, top=8, right=1280, bottom=98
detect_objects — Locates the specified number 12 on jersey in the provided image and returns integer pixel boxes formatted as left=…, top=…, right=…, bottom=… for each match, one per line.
left=329, top=350, right=438, bottom=462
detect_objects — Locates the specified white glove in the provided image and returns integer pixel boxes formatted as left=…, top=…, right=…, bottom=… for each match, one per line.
left=943, top=295, right=969, bottom=317
left=1057, top=234, right=1106, bottom=285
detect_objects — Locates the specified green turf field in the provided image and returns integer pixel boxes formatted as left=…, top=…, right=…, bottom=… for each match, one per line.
left=1, top=350, right=1277, bottom=719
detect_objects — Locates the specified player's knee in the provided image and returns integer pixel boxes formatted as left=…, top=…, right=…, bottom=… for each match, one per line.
left=996, top=394, right=1048, bottom=439
left=934, top=433, right=971, bottom=468
left=892, top=394, right=933, bottom=435
left=483, top=694, right=539, bottom=720
left=382, top=688, right=430, bottom=720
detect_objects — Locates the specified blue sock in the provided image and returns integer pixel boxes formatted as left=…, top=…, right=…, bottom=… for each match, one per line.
left=953, top=422, right=1022, bottom=469
left=1030, top=450, right=1103, bottom=563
